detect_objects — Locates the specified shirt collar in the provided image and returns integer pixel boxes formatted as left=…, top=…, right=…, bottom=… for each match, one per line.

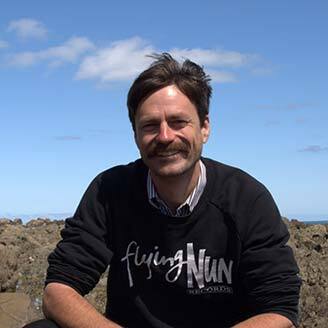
left=147, top=160, right=207, bottom=217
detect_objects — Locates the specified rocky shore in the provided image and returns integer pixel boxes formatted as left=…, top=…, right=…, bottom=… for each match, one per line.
left=0, top=217, right=327, bottom=327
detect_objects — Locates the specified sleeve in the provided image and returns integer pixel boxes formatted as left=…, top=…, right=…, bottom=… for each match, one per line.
left=238, top=190, right=302, bottom=327
left=45, top=174, right=114, bottom=295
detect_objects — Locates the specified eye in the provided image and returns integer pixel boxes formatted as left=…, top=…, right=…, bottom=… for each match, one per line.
left=141, top=123, right=158, bottom=132
left=169, top=119, right=188, bottom=130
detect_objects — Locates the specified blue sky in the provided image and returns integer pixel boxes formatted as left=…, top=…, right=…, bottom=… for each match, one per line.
left=0, top=0, right=327, bottom=222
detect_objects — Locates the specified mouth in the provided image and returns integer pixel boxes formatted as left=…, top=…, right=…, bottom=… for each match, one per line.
left=147, top=142, right=189, bottom=159
left=156, top=151, right=180, bottom=158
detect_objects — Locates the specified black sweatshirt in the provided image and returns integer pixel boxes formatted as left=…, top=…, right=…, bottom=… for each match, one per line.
left=46, top=158, right=301, bottom=328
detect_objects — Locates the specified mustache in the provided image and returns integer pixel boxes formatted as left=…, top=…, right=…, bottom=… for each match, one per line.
left=147, top=142, right=189, bottom=158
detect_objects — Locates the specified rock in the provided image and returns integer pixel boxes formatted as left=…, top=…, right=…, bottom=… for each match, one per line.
left=0, top=245, right=19, bottom=292
left=0, top=293, right=39, bottom=328
left=26, top=218, right=51, bottom=227
left=0, top=219, right=12, bottom=226
left=13, top=219, right=22, bottom=225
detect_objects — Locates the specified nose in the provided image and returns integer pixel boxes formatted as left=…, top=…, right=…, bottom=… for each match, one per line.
left=156, top=121, right=175, bottom=143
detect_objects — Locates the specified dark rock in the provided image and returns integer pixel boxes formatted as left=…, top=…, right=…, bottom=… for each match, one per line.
left=0, top=293, right=39, bottom=327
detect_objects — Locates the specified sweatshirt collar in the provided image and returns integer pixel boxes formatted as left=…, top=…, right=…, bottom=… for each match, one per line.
left=147, top=160, right=207, bottom=217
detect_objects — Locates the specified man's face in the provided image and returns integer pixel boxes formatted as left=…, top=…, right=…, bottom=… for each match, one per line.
left=134, top=85, right=210, bottom=178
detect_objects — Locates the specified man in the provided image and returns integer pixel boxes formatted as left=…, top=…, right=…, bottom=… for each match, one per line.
left=25, top=53, right=301, bottom=328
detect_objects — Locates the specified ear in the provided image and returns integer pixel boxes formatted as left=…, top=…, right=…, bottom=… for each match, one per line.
left=201, top=115, right=210, bottom=143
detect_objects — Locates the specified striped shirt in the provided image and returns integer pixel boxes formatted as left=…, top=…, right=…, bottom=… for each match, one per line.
left=147, top=160, right=207, bottom=217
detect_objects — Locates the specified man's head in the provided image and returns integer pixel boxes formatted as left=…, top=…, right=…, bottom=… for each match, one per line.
left=127, top=53, right=212, bottom=131
left=128, top=53, right=212, bottom=178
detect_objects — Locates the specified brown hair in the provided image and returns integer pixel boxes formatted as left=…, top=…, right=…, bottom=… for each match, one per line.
left=127, top=53, right=212, bottom=130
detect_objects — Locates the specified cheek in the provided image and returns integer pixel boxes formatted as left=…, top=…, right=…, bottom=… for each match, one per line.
left=137, top=135, right=153, bottom=151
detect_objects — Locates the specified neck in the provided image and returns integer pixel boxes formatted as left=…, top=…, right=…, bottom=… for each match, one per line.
left=150, top=161, right=201, bottom=213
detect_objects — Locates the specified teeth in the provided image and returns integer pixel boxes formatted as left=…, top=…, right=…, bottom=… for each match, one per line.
left=157, top=151, right=179, bottom=157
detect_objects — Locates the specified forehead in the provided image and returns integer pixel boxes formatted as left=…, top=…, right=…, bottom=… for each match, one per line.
left=136, top=85, right=197, bottom=119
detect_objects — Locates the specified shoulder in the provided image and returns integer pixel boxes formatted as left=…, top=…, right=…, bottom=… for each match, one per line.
left=202, top=157, right=267, bottom=205
left=87, top=159, right=147, bottom=197
left=95, top=159, right=145, bottom=182
left=203, top=157, right=284, bottom=242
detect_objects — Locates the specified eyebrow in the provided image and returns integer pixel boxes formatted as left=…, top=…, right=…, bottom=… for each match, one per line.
left=138, top=117, right=160, bottom=125
left=168, top=114, right=190, bottom=121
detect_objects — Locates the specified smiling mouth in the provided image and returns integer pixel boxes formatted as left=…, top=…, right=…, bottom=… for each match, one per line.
left=156, top=151, right=180, bottom=158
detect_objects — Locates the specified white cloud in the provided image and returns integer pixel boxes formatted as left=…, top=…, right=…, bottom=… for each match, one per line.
left=9, top=37, right=95, bottom=67
left=206, top=70, right=237, bottom=83
left=299, top=145, right=328, bottom=153
left=0, top=40, right=9, bottom=49
left=7, top=35, right=259, bottom=84
left=169, top=48, right=254, bottom=68
left=76, top=37, right=155, bottom=82
left=7, top=18, right=48, bottom=39
left=250, top=66, right=274, bottom=76
left=55, top=136, right=81, bottom=141
left=257, top=103, right=313, bottom=111
left=76, top=37, right=256, bottom=84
